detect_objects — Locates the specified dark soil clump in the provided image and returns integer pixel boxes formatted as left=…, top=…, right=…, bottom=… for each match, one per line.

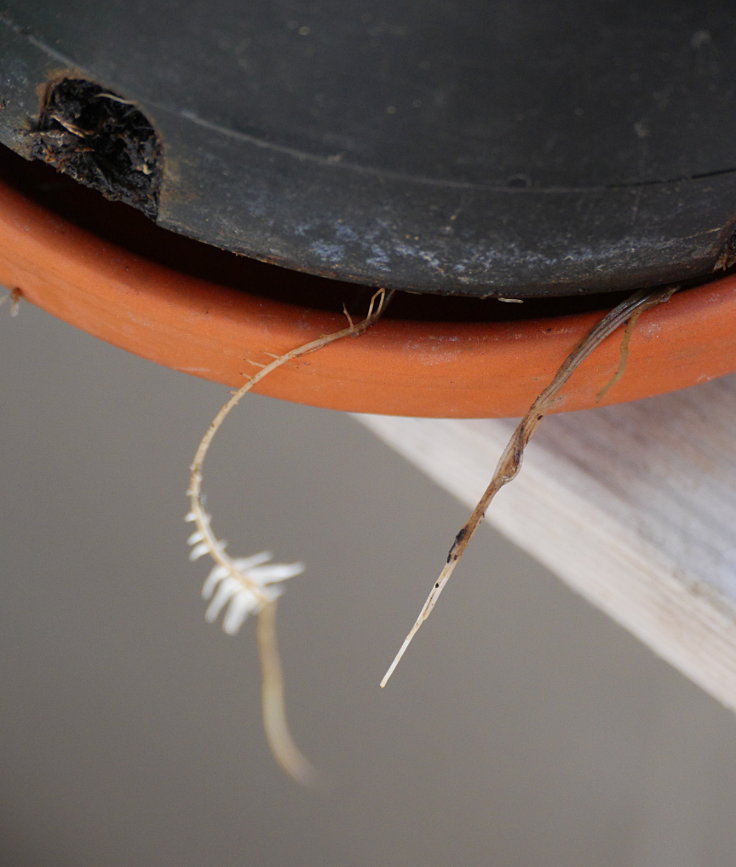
left=31, top=78, right=162, bottom=219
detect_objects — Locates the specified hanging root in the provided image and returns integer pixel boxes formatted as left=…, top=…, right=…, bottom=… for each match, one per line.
left=595, top=300, right=651, bottom=401
left=187, top=288, right=393, bottom=782
left=380, top=285, right=677, bottom=687
left=1, top=287, right=22, bottom=317
left=257, top=600, right=315, bottom=785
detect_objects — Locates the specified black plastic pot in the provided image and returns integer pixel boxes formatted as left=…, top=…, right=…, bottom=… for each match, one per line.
left=1, top=0, right=735, bottom=297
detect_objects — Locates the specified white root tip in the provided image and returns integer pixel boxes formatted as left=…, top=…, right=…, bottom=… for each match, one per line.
left=380, top=635, right=414, bottom=687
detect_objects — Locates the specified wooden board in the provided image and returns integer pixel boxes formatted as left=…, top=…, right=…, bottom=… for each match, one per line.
left=357, top=375, right=736, bottom=709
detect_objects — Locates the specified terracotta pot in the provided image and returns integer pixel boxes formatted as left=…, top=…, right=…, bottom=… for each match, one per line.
left=1, top=165, right=735, bottom=419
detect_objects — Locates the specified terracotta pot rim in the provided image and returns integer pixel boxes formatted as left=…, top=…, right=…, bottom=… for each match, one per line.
left=0, top=172, right=734, bottom=418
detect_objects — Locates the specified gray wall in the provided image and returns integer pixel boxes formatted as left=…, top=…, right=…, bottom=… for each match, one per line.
left=1, top=300, right=735, bottom=866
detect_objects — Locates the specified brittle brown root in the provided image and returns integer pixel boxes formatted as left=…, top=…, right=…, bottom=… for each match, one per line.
left=381, top=285, right=677, bottom=687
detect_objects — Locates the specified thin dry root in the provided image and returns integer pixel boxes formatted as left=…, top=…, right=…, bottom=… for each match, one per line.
left=380, top=285, right=677, bottom=687
left=1, top=287, right=22, bottom=317
left=595, top=302, right=649, bottom=401
left=188, top=288, right=393, bottom=782
left=257, top=600, right=316, bottom=785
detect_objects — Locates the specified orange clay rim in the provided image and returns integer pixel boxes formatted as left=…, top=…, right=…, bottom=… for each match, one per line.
left=0, top=173, right=735, bottom=419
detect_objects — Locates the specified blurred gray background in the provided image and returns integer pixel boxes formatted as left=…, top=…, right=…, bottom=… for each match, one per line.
left=1, top=300, right=735, bottom=867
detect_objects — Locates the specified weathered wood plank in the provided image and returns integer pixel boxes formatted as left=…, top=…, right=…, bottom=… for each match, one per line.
left=357, top=376, right=736, bottom=708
